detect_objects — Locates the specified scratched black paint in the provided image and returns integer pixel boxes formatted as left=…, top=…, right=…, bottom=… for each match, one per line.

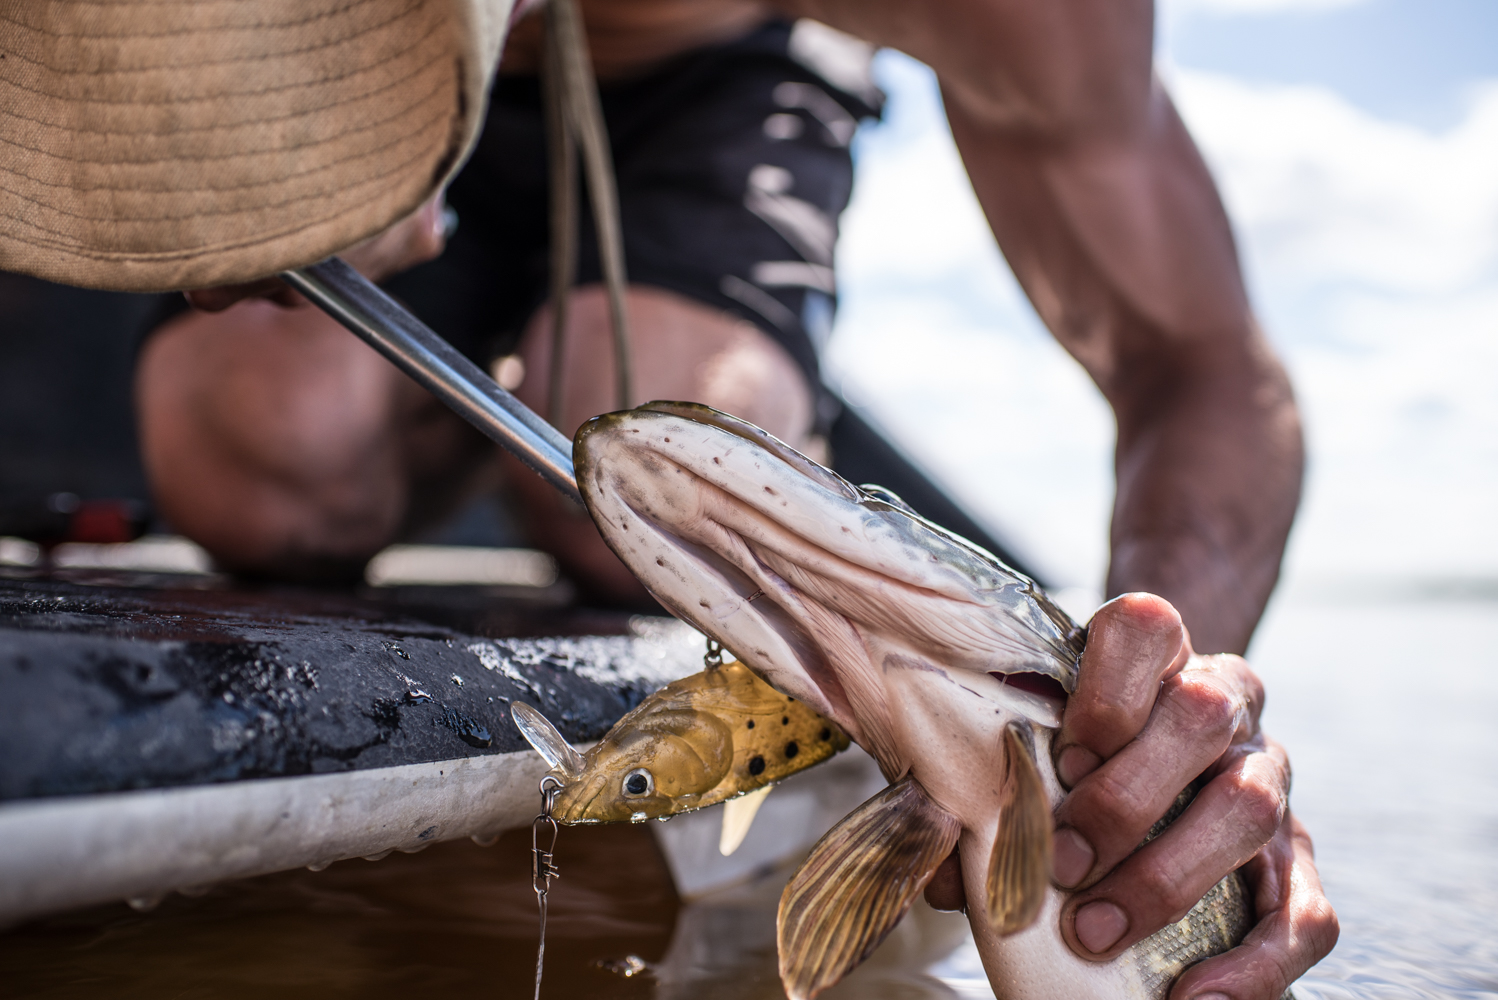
left=0, top=570, right=672, bottom=801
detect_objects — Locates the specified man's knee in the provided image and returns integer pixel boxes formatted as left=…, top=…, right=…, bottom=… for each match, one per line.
left=514, top=284, right=816, bottom=445
left=136, top=301, right=417, bottom=579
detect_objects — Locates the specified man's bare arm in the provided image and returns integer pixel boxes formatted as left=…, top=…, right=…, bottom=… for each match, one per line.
left=941, top=76, right=1301, bottom=657
left=776, top=1, right=1332, bottom=994
left=778, top=0, right=1300, bottom=653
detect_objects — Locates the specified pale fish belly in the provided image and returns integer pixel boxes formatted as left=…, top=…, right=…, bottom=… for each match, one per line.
left=972, top=867, right=1259, bottom=1000
left=972, top=779, right=1273, bottom=1000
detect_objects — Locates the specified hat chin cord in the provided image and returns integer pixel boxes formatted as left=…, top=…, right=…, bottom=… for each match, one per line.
left=542, top=0, right=634, bottom=427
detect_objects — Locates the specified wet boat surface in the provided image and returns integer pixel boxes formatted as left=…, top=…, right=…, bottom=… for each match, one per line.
left=0, top=567, right=707, bottom=922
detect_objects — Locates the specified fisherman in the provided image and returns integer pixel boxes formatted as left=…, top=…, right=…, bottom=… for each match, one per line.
left=6, top=0, right=1334, bottom=995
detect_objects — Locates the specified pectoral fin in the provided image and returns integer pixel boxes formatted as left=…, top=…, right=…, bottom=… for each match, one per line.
left=777, top=776, right=961, bottom=1000
left=986, top=725, right=1053, bottom=934
left=719, top=784, right=772, bottom=856
left=510, top=702, right=586, bottom=778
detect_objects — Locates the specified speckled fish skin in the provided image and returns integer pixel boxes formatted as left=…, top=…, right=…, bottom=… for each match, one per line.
left=573, top=401, right=1257, bottom=1000
left=550, top=659, right=851, bottom=824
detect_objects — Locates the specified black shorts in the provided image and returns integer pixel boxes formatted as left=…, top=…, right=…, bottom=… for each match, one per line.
left=384, top=19, right=881, bottom=405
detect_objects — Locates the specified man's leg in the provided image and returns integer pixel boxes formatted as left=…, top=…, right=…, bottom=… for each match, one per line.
left=506, top=283, right=817, bottom=603
left=136, top=283, right=812, bottom=597
left=136, top=298, right=489, bottom=581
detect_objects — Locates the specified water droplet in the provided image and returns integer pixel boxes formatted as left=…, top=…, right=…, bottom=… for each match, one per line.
left=470, top=832, right=499, bottom=847
left=363, top=849, right=394, bottom=862
left=306, top=860, right=332, bottom=872
left=600, top=955, right=650, bottom=978
left=127, top=895, right=163, bottom=912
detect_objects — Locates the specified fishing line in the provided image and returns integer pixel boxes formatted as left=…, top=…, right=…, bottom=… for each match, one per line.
left=531, top=774, right=564, bottom=1000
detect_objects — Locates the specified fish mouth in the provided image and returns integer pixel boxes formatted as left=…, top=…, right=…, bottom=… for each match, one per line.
left=574, top=403, right=1083, bottom=733
left=551, top=771, right=617, bottom=824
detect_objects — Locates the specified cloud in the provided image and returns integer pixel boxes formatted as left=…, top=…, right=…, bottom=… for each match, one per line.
left=1164, top=68, right=1498, bottom=576
left=1167, top=70, right=1498, bottom=302
left=831, top=52, right=1498, bottom=588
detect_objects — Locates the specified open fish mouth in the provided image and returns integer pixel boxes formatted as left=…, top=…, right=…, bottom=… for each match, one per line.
left=574, top=402, right=1084, bottom=736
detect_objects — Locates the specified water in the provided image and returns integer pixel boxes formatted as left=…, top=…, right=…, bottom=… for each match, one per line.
left=0, top=821, right=971, bottom=999
left=1, top=589, right=1493, bottom=998
left=1247, top=587, right=1498, bottom=998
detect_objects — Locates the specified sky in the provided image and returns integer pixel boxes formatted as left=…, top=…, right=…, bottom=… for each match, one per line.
left=825, top=0, right=1498, bottom=598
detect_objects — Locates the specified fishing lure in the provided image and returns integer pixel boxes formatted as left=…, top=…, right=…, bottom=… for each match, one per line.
left=512, top=642, right=850, bottom=850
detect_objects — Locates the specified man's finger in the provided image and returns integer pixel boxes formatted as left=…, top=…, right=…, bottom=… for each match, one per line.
left=1052, top=656, right=1262, bottom=889
left=1168, top=814, right=1339, bottom=1000
left=924, top=849, right=965, bottom=911
left=1056, top=592, right=1191, bottom=786
left=1059, top=740, right=1291, bottom=960
left=340, top=193, right=448, bottom=284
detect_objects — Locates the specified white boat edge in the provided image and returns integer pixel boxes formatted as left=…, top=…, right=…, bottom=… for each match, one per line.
left=0, top=750, right=553, bottom=925
left=0, top=741, right=888, bottom=927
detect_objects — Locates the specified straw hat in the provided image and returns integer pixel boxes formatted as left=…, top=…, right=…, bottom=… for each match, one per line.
left=0, top=0, right=514, bottom=292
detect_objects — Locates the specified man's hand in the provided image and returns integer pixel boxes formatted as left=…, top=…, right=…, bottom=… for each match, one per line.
left=182, top=193, right=450, bottom=312
left=1052, top=593, right=1337, bottom=998
left=923, top=593, right=1336, bottom=999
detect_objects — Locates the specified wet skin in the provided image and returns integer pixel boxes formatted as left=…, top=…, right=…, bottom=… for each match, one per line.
left=137, top=1, right=1334, bottom=995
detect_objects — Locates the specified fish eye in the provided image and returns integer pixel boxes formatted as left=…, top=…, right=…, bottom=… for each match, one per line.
left=622, top=768, right=654, bottom=797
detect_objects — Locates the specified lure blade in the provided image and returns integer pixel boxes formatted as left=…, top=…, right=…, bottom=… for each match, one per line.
left=511, top=702, right=586, bottom=778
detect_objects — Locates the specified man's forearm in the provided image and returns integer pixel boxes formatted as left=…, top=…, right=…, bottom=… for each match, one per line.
left=1104, top=330, right=1303, bottom=654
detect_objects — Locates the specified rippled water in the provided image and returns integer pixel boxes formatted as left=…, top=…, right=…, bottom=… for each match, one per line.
left=2, top=590, right=1492, bottom=998
left=1247, top=589, right=1498, bottom=999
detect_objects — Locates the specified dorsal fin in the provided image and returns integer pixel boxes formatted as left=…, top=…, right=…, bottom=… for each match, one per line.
left=986, top=725, right=1053, bottom=934
left=510, top=702, right=586, bottom=778
left=777, top=776, right=961, bottom=1000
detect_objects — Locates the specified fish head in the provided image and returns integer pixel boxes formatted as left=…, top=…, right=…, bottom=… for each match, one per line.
left=574, top=402, right=1085, bottom=768
left=552, top=707, right=735, bottom=823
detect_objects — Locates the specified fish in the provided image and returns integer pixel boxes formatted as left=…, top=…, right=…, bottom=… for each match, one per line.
left=511, top=657, right=850, bottom=845
left=569, top=400, right=1257, bottom=1000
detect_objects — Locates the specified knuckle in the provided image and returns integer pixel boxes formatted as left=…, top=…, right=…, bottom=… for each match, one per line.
left=1080, top=698, right=1141, bottom=739
left=1142, top=864, right=1198, bottom=916
left=1085, top=768, right=1151, bottom=826
left=1093, top=593, right=1183, bottom=647
left=1307, top=900, right=1342, bottom=957
left=1232, top=775, right=1287, bottom=843
left=1166, top=673, right=1241, bottom=738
